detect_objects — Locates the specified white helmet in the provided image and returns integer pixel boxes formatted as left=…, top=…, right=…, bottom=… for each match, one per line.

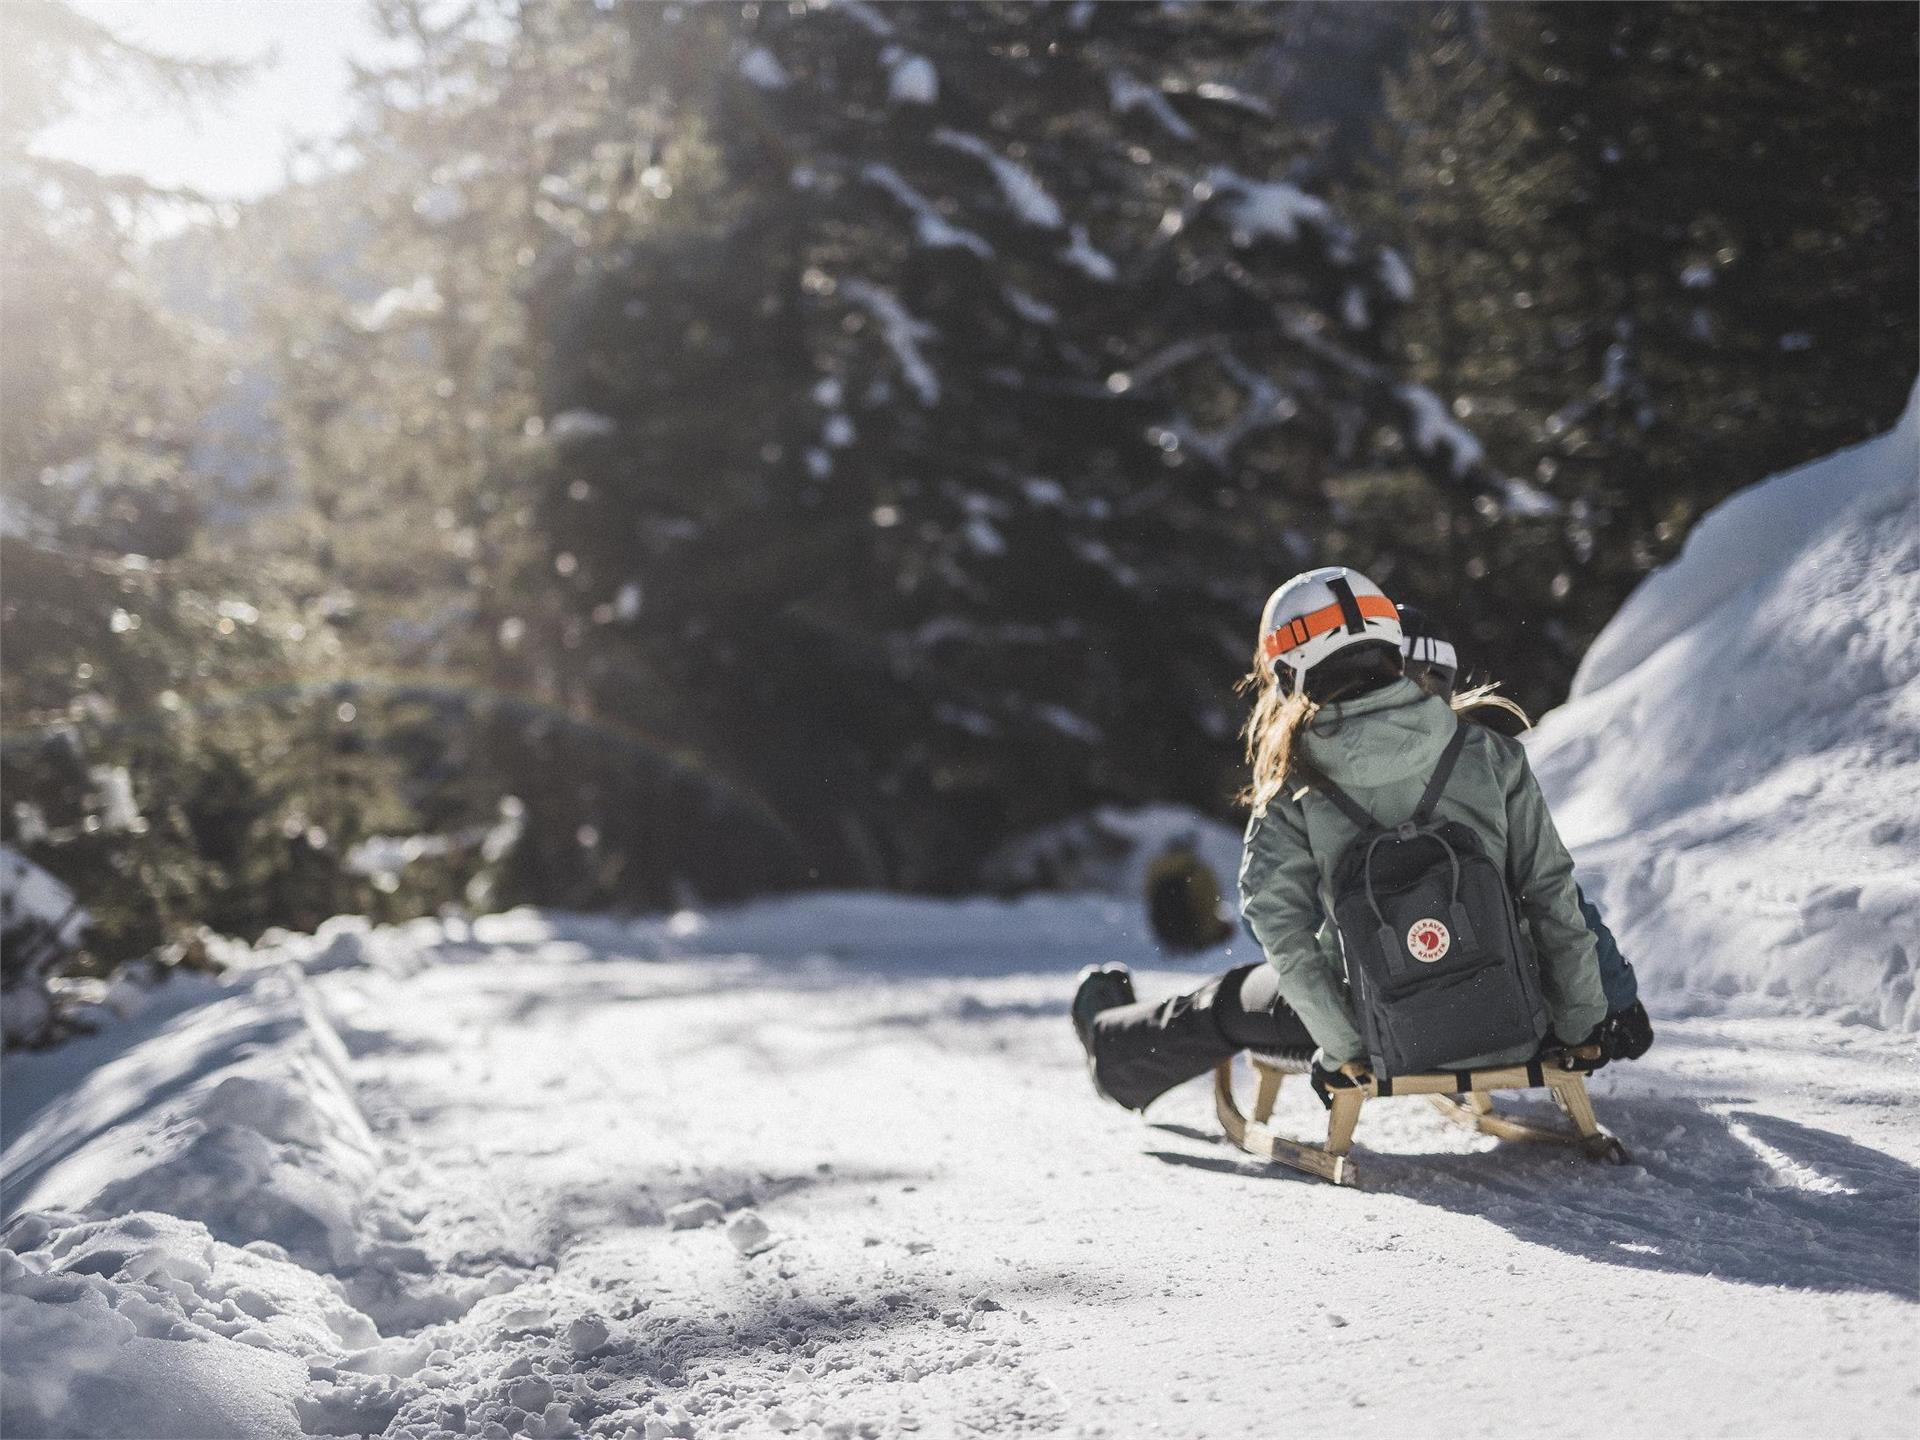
left=1258, top=566, right=1403, bottom=689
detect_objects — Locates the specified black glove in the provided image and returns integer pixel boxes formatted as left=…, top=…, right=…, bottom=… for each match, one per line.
left=1309, top=1059, right=1372, bottom=1110
left=1543, top=1027, right=1609, bottom=1074
left=1599, top=1000, right=1654, bottom=1062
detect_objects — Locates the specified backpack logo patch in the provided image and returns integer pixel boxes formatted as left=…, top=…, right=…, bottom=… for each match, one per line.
left=1406, top=917, right=1451, bottom=964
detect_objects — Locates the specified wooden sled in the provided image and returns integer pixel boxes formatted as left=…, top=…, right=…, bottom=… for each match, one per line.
left=1212, top=1052, right=1632, bottom=1188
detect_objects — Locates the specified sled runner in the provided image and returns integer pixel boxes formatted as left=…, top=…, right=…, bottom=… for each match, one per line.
left=1212, top=1052, right=1631, bottom=1188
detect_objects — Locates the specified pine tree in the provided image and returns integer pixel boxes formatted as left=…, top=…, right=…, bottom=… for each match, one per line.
left=0, top=2, right=413, bottom=962
left=1362, top=1, right=1918, bottom=705
left=521, top=0, right=1482, bottom=888
left=252, top=0, right=821, bottom=908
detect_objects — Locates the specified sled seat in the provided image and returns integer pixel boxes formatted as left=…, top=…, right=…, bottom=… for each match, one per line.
left=1212, top=1053, right=1631, bottom=1188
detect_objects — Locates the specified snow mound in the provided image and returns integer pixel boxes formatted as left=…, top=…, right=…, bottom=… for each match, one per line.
left=4, top=967, right=380, bottom=1267
left=1574, top=385, right=1920, bottom=698
left=240, top=912, right=448, bottom=979
left=1, top=1210, right=377, bottom=1440
left=2, top=936, right=517, bottom=1436
left=1530, top=383, right=1920, bottom=1030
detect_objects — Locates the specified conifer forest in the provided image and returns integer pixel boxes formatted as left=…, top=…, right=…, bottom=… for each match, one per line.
left=4, top=1, right=1915, bottom=965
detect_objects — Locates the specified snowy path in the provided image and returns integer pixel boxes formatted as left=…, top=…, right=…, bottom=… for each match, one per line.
left=9, top=346, right=1915, bottom=1440
left=288, top=900, right=1918, bottom=1439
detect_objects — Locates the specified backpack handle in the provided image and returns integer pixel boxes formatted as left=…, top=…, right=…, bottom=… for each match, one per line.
left=1360, top=827, right=1481, bottom=972
left=1361, top=826, right=1461, bottom=932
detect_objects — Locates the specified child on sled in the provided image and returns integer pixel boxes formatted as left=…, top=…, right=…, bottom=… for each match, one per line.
left=1073, top=567, right=1652, bottom=1112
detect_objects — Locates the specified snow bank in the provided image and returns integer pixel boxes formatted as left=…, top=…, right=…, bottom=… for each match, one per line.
left=237, top=912, right=449, bottom=980
left=3, top=964, right=379, bottom=1269
left=1, top=918, right=510, bottom=1437
left=0, top=1196, right=484, bottom=1439
left=487, top=893, right=1149, bottom=962
left=1574, top=388, right=1919, bottom=699
left=1, top=1211, right=370, bottom=1439
left=459, top=883, right=1256, bottom=980
left=1530, top=383, right=1920, bottom=1030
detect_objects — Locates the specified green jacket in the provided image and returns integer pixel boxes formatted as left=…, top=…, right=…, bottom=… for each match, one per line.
left=1238, top=678, right=1607, bottom=1069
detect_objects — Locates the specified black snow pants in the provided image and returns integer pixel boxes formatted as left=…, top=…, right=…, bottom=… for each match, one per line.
left=1088, top=964, right=1316, bottom=1112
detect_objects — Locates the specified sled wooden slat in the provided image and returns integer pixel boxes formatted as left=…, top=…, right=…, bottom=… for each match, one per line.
left=1427, top=1093, right=1596, bottom=1149
left=1213, top=1053, right=1631, bottom=1187
left=1211, top=1062, right=1351, bottom=1185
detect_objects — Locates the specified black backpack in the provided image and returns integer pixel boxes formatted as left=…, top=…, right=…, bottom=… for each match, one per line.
left=1292, top=724, right=1550, bottom=1076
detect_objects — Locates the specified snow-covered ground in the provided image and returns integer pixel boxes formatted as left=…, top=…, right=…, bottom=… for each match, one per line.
left=6, top=401, right=1918, bottom=1438
left=5, top=901, right=1916, bottom=1438
left=1530, top=382, right=1920, bottom=1031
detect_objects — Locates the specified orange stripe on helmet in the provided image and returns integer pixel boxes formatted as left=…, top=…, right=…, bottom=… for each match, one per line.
left=1261, top=593, right=1397, bottom=660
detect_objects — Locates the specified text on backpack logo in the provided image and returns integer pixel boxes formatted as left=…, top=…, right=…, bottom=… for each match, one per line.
left=1406, top=917, right=1451, bottom=964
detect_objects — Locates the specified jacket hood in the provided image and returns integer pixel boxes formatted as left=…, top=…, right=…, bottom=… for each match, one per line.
left=1298, top=677, right=1459, bottom=789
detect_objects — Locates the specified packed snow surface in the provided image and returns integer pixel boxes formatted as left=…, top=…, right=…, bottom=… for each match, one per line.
left=1530, top=383, right=1920, bottom=1031
left=6, top=894, right=1916, bottom=1438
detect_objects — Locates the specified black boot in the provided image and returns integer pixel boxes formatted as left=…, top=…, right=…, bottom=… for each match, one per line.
left=1072, top=964, right=1136, bottom=1046
left=1085, top=971, right=1241, bottom=1112
left=1071, top=965, right=1137, bottom=1103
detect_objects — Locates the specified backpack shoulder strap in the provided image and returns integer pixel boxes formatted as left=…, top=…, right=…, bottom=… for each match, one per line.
left=1288, top=755, right=1382, bottom=833
left=1412, top=721, right=1468, bottom=825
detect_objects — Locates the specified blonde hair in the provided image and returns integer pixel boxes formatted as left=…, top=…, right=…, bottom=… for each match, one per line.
left=1450, top=680, right=1531, bottom=731
left=1237, top=667, right=1319, bottom=816
left=1238, top=665, right=1532, bottom=816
